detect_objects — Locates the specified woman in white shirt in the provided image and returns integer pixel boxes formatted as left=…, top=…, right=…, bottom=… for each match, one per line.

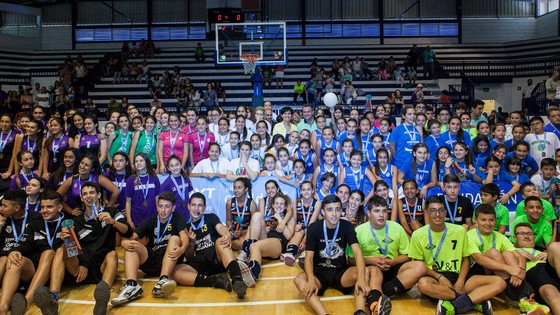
left=226, top=141, right=260, bottom=181
left=190, top=142, right=230, bottom=179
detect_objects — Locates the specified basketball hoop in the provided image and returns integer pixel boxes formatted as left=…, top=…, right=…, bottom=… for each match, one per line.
left=241, top=53, right=261, bottom=74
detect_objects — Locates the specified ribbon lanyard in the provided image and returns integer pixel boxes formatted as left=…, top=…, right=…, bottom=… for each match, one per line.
left=301, top=200, right=314, bottom=227
left=78, top=174, right=93, bottom=192
left=52, top=135, right=63, bottom=155
left=448, top=132, right=455, bottom=146
left=476, top=228, right=496, bottom=252
left=170, top=175, right=186, bottom=201
left=11, top=210, right=29, bottom=243
left=352, top=168, right=363, bottom=190
left=198, top=132, right=207, bottom=155
left=428, top=224, right=448, bottom=263
left=145, top=131, right=155, bottom=151
left=444, top=196, right=458, bottom=223
left=25, top=198, right=39, bottom=212
left=235, top=196, right=247, bottom=223
left=140, top=175, right=151, bottom=202
left=86, top=202, right=101, bottom=221
left=26, top=136, right=36, bottom=152
left=521, top=248, right=537, bottom=257
left=0, top=130, right=13, bottom=152
left=169, top=130, right=179, bottom=149
left=45, top=214, right=63, bottom=248
left=534, top=132, right=545, bottom=151
left=189, top=215, right=205, bottom=231
left=210, top=159, right=219, bottom=173
left=380, top=165, right=389, bottom=178
left=156, top=213, right=174, bottom=244
left=404, top=124, right=417, bottom=140
left=405, top=197, right=417, bottom=220
left=369, top=223, right=389, bottom=255
left=323, top=220, right=340, bottom=258
left=20, top=171, right=33, bottom=187
left=120, top=131, right=129, bottom=151
left=114, top=172, right=126, bottom=192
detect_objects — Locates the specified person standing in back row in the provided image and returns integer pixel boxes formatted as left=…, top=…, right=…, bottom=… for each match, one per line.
left=423, top=46, right=436, bottom=79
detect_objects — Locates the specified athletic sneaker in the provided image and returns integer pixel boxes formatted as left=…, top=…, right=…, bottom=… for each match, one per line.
left=519, top=295, right=550, bottom=315
left=368, top=294, right=392, bottom=315
left=111, top=283, right=143, bottom=306
left=237, top=250, right=248, bottom=262
left=213, top=273, right=232, bottom=292
left=232, top=279, right=248, bottom=299
left=283, top=253, right=296, bottom=267
left=152, top=278, right=177, bottom=298
left=10, top=293, right=27, bottom=315
left=237, top=260, right=256, bottom=288
left=472, top=300, right=493, bottom=315
left=33, top=286, right=58, bottom=315
left=436, top=300, right=455, bottom=315
left=297, top=251, right=306, bottom=269
left=93, top=280, right=111, bottom=315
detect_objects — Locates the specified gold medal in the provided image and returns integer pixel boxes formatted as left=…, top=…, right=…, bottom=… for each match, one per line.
left=182, top=201, right=186, bottom=208
left=326, top=258, right=332, bottom=268
left=542, top=152, right=546, bottom=157
left=143, top=200, right=148, bottom=207
left=0, top=153, right=3, bottom=159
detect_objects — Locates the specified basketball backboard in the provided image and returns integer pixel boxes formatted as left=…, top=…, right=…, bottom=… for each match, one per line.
left=215, top=22, right=287, bottom=66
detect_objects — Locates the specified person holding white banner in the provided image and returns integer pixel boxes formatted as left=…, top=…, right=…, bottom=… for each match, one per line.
left=190, top=143, right=229, bottom=179
left=225, top=141, right=259, bottom=182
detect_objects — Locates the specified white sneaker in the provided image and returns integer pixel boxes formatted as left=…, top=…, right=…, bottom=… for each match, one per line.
left=237, top=250, right=248, bottom=262
left=283, top=253, right=296, bottom=266
left=110, top=283, right=143, bottom=306
left=237, top=260, right=256, bottom=288
left=152, top=278, right=177, bottom=298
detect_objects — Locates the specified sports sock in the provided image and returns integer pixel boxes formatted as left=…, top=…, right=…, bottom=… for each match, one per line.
left=451, top=294, right=474, bottom=314
left=248, top=260, right=261, bottom=280
left=241, top=238, right=257, bottom=256
left=286, top=244, right=299, bottom=257
left=366, top=289, right=382, bottom=307
left=227, top=260, right=242, bottom=280
left=159, top=275, right=168, bottom=281
left=193, top=274, right=215, bottom=287
left=126, top=279, right=138, bottom=287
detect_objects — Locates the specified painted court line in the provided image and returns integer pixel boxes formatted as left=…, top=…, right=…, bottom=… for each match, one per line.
left=116, top=275, right=295, bottom=282
left=60, top=295, right=352, bottom=307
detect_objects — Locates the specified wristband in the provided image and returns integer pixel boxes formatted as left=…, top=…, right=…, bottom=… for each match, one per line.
left=437, top=274, right=444, bottom=281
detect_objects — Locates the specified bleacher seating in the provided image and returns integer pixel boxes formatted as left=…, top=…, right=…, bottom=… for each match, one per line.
left=0, top=36, right=558, bottom=114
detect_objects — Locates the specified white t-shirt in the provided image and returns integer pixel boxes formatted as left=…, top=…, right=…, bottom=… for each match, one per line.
left=227, top=158, right=260, bottom=175
left=221, top=144, right=239, bottom=161
left=230, top=119, right=255, bottom=134
left=524, top=132, right=560, bottom=166
left=36, top=92, right=50, bottom=108
left=191, top=157, right=230, bottom=174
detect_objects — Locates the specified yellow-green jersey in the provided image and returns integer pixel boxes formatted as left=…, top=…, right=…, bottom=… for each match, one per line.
left=516, top=247, right=546, bottom=272
left=409, top=223, right=474, bottom=273
left=347, top=220, right=409, bottom=259
left=515, top=198, right=556, bottom=221
left=467, top=228, right=516, bottom=263
left=509, top=215, right=552, bottom=248
left=473, top=203, right=510, bottom=231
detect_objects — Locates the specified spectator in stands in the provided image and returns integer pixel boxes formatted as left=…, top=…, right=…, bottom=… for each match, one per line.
left=331, top=58, right=342, bottom=79
left=546, top=72, right=559, bottom=105
left=177, top=89, right=188, bottom=112
left=341, top=80, right=356, bottom=105
left=378, top=57, right=388, bottom=80
left=305, top=77, right=317, bottom=105
left=406, top=66, right=417, bottom=85
left=352, top=56, right=363, bottom=80
left=20, top=88, right=33, bottom=112
left=203, top=83, right=219, bottom=107
left=140, top=59, right=152, bottom=84
left=275, top=64, right=286, bottom=89
left=188, top=88, right=202, bottom=107
left=215, top=81, right=226, bottom=104
left=129, top=62, right=141, bottom=84
left=194, top=42, right=205, bottom=62
left=74, top=57, right=88, bottom=96
left=146, top=39, right=155, bottom=58
left=412, top=84, right=424, bottom=102
left=407, top=44, right=419, bottom=70
left=150, top=96, right=162, bottom=109
left=522, top=79, right=535, bottom=110
left=107, top=97, right=119, bottom=113
left=423, top=45, right=436, bottom=79
left=261, top=66, right=273, bottom=88
left=59, top=62, right=73, bottom=92
left=35, top=86, right=50, bottom=110
left=293, top=80, right=305, bottom=104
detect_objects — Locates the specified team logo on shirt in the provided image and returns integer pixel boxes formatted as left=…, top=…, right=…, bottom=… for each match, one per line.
left=5, top=226, right=11, bottom=233
left=424, top=244, right=436, bottom=250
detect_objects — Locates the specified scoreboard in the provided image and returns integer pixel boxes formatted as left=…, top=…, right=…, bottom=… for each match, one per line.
left=207, top=8, right=245, bottom=24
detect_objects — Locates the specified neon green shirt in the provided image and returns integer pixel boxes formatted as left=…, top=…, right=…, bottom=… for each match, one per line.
left=347, top=221, right=409, bottom=259
left=509, top=215, right=552, bottom=248
left=515, top=198, right=556, bottom=221
left=517, top=247, right=546, bottom=272
left=474, top=203, right=510, bottom=231
left=467, top=228, right=516, bottom=258
left=408, top=223, right=473, bottom=273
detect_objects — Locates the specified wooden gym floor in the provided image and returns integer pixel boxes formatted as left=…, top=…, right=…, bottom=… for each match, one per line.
left=20, top=247, right=520, bottom=314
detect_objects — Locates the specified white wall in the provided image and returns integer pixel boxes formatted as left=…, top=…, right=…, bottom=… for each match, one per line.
left=462, top=18, right=536, bottom=43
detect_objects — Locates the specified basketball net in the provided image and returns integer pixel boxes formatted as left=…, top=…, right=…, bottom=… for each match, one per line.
left=241, top=53, right=261, bottom=74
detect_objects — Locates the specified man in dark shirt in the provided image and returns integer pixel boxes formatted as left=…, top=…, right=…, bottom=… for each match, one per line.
left=438, top=174, right=474, bottom=229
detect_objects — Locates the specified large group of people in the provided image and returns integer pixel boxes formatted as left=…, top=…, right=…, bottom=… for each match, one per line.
left=0, top=96, right=560, bottom=315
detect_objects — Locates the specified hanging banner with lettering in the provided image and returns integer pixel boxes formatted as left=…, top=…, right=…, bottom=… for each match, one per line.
left=427, top=181, right=520, bottom=212
left=189, top=177, right=298, bottom=223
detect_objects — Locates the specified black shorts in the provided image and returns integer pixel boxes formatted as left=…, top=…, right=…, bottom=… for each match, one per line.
left=267, top=230, right=288, bottom=257
left=139, top=246, right=165, bottom=277
left=186, top=248, right=225, bottom=275
left=439, top=271, right=459, bottom=285
left=314, top=266, right=354, bottom=296
left=63, top=264, right=103, bottom=286
left=526, top=263, right=560, bottom=298
left=468, top=262, right=487, bottom=276
left=381, top=262, right=405, bottom=285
